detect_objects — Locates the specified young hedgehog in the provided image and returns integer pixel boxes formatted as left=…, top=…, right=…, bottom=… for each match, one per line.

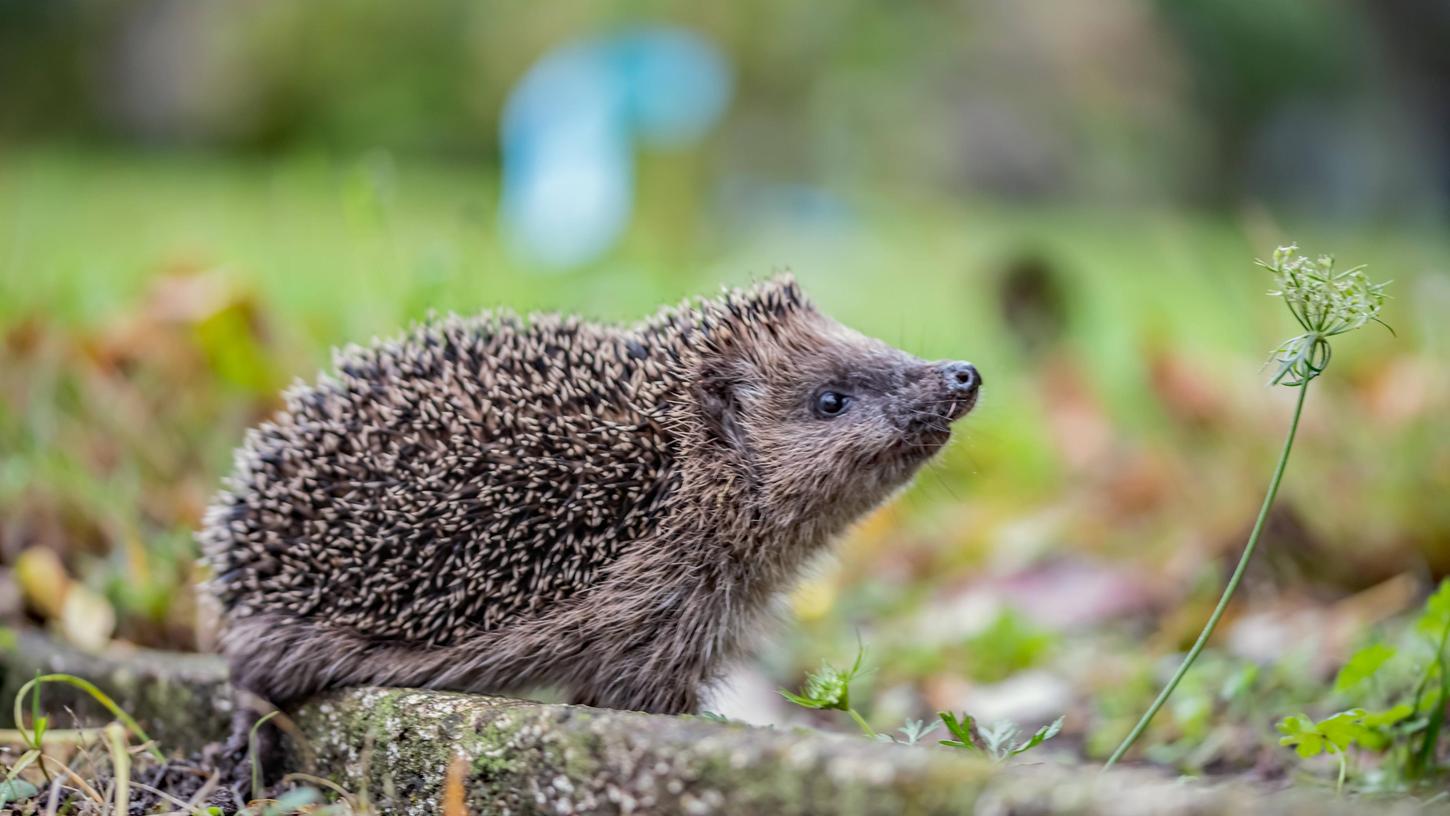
left=200, top=276, right=980, bottom=728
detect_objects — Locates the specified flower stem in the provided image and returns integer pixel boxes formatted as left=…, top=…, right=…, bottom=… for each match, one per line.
left=1103, top=378, right=1311, bottom=771
left=846, top=707, right=877, bottom=739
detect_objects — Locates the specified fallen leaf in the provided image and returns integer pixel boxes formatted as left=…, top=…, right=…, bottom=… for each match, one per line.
left=60, top=583, right=116, bottom=653
left=14, top=547, right=72, bottom=620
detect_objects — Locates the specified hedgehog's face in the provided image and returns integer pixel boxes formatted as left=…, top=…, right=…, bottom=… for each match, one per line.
left=695, top=308, right=981, bottom=527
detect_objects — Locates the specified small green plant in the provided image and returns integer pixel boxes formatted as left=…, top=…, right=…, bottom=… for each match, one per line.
left=1408, top=580, right=1450, bottom=780
left=1277, top=707, right=1413, bottom=793
left=1, top=673, right=161, bottom=812
left=779, top=639, right=876, bottom=737
left=938, top=711, right=1064, bottom=760
left=1104, top=244, right=1391, bottom=770
left=1276, top=578, right=1450, bottom=792
left=11, top=672, right=162, bottom=760
left=781, top=641, right=1067, bottom=759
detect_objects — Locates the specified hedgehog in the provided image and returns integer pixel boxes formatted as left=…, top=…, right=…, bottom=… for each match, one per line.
left=199, top=276, right=980, bottom=740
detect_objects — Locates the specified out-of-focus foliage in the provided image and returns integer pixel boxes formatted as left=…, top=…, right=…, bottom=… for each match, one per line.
left=1274, top=580, right=1450, bottom=793
left=3, top=1, right=1448, bottom=215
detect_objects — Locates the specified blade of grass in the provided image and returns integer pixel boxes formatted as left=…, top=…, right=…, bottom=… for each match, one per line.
left=104, top=722, right=129, bottom=816
left=31, top=673, right=46, bottom=750
left=44, top=770, right=63, bottom=816
left=281, top=772, right=357, bottom=809
left=1413, top=615, right=1450, bottom=776
left=37, top=754, right=106, bottom=805
left=250, top=710, right=280, bottom=803
left=13, top=674, right=163, bottom=760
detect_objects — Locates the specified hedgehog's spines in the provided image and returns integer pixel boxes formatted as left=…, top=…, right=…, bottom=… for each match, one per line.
left=201, top=272, right=849, bottom=694
left=201, top=290, right=726, bottom=645
left=630, top=274, right=810, bottom=363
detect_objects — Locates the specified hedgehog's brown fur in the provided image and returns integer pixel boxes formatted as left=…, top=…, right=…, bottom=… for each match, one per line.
left=201, top=276, right=979, bottom=724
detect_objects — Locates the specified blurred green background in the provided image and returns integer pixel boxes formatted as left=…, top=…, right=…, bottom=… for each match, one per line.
left=2, top=0, right=1448, bottom=769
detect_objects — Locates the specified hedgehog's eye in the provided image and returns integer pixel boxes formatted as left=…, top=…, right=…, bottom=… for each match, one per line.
left=813, top=390, right=853, bottom=419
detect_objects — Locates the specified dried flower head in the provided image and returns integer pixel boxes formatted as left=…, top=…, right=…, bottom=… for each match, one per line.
left=1259, top=243, right=1391, bottom=386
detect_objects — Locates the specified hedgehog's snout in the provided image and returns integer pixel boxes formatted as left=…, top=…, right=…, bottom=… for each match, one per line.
left=937, top=360, right=981, bottom=420
left=890, top=359, right=981, bottom=452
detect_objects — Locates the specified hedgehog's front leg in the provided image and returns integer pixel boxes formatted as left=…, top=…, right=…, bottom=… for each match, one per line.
left=216, top=616, right=337, bottom=787
left=562, top=603, right=727, bottom=715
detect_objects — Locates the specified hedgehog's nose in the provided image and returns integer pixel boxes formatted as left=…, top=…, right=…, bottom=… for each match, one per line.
left=941, top=361, right=981, bottom=396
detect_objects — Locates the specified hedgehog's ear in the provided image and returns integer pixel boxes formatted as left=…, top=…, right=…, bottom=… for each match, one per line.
left=694, top=365, right=748, bottom=453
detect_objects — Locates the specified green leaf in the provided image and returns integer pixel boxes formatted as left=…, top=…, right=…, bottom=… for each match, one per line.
left=28, top=674, right=44, bottom=750
left=1315, top=709, right=1369, bottom=752
left=1415, top=579, right=1450, bottom=641
left=1354, top=704, right=1415, bottom=752
left=2, top=750, right=39, bottom=785
left=1277, top=714, right=1325, bottom=758
left=979, top=721, right=1018, bottom=758
left=1278, top=706, right=1389, bottom=761
left=1010, top=716, right=1064, bottom=757
left=1360, top=704, right=1413, bottom=729
left=778, top=689, right=828, bottom=709
left=0, top=779, right=38, bottom=805
left=892, top=718, right=940, bottom=746
left=937, top=711, right=979, bottom=750
left=1333, top=643, right=1396, bottom=694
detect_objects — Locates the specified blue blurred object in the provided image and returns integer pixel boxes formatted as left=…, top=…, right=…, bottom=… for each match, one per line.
left=500, top=27, right=733, bottom=270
